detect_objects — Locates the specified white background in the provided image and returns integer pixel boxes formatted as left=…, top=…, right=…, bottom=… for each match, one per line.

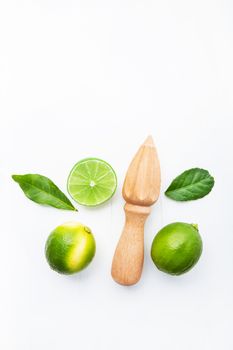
left=1, top=1, right=233, bottom=349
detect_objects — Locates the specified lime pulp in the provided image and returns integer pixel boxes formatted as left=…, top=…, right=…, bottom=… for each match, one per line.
left=67, top=158, right=117, bottom=206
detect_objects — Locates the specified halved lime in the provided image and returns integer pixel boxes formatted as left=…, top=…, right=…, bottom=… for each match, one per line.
left=67, top=158, right=117, bottom=206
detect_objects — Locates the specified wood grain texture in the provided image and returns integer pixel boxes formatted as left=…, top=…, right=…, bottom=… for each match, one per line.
left=123, top=135, right=160, bottom=206
left=111, top=204, right=151, bottom=286
left=111, top=136, right=161, bottom=286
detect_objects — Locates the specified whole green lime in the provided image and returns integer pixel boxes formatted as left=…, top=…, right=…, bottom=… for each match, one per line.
left=151, top=222, right=202, bottom=275
left=45, top=222, right=96, bottom=274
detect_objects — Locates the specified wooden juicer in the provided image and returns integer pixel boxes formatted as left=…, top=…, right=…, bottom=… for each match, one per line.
left=111, top=136, right=161, bottom=286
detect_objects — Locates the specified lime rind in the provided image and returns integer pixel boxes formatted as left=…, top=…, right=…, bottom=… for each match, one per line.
left=45, top=223, right=96, bottom=274
left=67, top=158, right=117, bottom=206
left=151, top=222, right=203, bottom=276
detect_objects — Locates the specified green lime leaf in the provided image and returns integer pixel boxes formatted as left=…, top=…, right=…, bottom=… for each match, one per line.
left=12, top=174, right=77, bottom=211
left=165, top=168, right=214, bottom=201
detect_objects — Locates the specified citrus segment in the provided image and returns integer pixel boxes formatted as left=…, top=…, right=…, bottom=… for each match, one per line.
left=67, top=158, right=117, bottom=206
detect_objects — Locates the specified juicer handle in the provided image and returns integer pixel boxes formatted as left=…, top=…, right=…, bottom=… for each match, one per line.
left=111, top=203, right=151, bottom=286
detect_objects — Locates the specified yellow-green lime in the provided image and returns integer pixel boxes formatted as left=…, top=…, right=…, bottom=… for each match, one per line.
left=45, top=222, right=96, bottom=274
left=151, top=222, right=202, bottom=275
left=67, top=158, right=117, bottom=206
